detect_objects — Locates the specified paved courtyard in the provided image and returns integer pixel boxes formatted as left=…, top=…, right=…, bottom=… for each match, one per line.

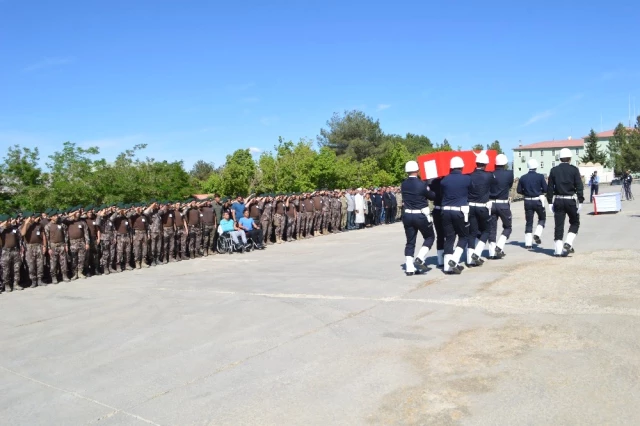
left=1, top=189, right=640, bottom=425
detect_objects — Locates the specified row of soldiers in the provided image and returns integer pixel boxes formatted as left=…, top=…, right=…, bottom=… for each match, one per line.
left=0, top=189, right=402, bottom=293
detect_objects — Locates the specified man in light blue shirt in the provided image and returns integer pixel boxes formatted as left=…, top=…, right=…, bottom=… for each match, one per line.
left=238, top=209, right=264, bottom=249
left=588, top=171, right=600, bottom=203
left=219, top=211, right=247, bottom=246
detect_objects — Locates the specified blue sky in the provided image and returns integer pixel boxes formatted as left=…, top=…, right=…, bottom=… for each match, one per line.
left=1, top=0, right=639, bottom=170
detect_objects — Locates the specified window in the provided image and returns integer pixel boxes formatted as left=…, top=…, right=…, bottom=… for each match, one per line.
left=552, top=161, right=556, bottom=167
left=529, top=150, right=533, bottom=156
left=518, top=151, right=521, bottom=157
left=575, top=148, right=579, bottom=155
left=541, top=150, right=544, bottom=156
left=518, top=167, right=521, bottom=171
left=552, top=149, right=555, bottom=156
left=540, top=161, right=544, bottom=168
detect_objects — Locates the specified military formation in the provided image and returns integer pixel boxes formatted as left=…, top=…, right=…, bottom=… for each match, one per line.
left=401, top=148, right=585, bottom=276
left=0, top=188, right=402, bottom=294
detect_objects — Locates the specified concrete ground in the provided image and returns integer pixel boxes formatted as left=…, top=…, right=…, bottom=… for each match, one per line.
left=1, top=187, right=639, bottom=426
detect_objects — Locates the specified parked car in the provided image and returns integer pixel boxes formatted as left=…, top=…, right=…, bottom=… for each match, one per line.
left=611, top=178, right=622, bottom=185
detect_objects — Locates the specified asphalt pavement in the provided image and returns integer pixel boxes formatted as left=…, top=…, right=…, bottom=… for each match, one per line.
left=1, top=188, right=639, bottom=425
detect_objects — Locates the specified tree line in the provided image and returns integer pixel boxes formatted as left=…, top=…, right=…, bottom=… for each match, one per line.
left=0, top=110, right=505, bottom=214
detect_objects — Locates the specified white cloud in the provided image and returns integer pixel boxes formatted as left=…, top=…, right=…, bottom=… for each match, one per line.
left=249, top=147, right=262, bottom=154
left=25, top=56, right=75, bottom=72
left=524, top=110, right=553, bottom=126
left=259, top=116, right=278, bottom=126
left=377, top=104, right=391, bottom=111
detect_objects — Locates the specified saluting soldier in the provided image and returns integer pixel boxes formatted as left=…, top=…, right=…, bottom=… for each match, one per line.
left=130, top=204, right=150, bottom=268
left=273, top=194, right=287, bottom=244
left=20, top=211, right=47, bottom=287
left=111, top=204, right=134, bottom=272
left=45, top=210, right=70, bottom=283
left=321, top=190, right=331, bottom=235
left=84, top=206, right=101, bottom=276
left=546, top=148, right=584, bottom=257
left=96, top=205, right=116, bottom=274
left=260, top=195, right=273, bottom=245
left=65, top=207, right=90, bottom=280
left=146, top=201, right=164, bottom=266
left=200, top=199, right=216, bottom=256
left=311, top=191, right=323, bottom=237
left=185, top=199, right=203, bottom=258
left=285, top=194, right=298, bottom=241
left=1, top=214, right=24, bottom=292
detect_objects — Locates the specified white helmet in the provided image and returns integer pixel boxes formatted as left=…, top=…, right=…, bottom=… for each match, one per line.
left=559, top=148, right=572, bottom=159
left=527, top=158, right=539, bottom=169
left=475, top=153, right=489, bottom=165
left=405, top=160, right=419, bottom=173
left=495, top=154, right=508, bottom=166
left=450, top=156, right=464, bottom=169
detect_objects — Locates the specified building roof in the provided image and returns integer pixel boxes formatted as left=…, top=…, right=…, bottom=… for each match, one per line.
left=513, top=138, right=584, bottom=151
left=583, top=128, right=633, bottom=139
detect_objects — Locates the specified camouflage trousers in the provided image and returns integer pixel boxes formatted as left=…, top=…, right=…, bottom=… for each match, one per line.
left=175, top=229, right=187, bottom=259
left=304, top=212, right=314, bottom=237
left=163, top=227, right=175, bottom=262
left=273, top=213, right=285, bottom=242
left=188, top=225, right=202, bottom=257
left=313, top=211, right=323, bottom=233
left=261, top=217, right=272, bottom=244
left=132, top=231, right=148, bottom=263
left=322, top=211, right=330, bottom=233
left=1, top=248, right=21, bottom=290
left=285, top=215, right=296, bottom=241
left=49, top=243, right=68, bottom=281
left=331, top=210, right=341, bottom=232
left=116, top=234, right=131, bottom=267
left=25, top=243, right=44, bottom=282
left=341, top=210, right=348, bottom=230
left=85, top=240, right=100, bottom=273
left=148, top=232, right=161, bottom=262
left=100, top=238, right=115, bottom=271
left=295, top=214, right=303, bottom=239
left=69, top=239, right=86, bottom=275
left=202, top=225, right=215, bottom=254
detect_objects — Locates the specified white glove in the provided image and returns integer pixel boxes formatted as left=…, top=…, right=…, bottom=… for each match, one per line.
left=549, top=204, right=555, bottom=213
left=577, top=204, right=582, bottom=213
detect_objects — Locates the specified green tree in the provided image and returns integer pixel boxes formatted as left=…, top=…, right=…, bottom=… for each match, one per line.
left=471, top=143, right=485, bottom=151
left=434, top=138, right=452, bottom=152
left=221, top=149, right=256, bottom=197
left=256, top=151, right=277, bottom=194
left=201, top=170, right=225, bottom=196
left=190, top=160, right=215, bottom=182
left=487, top=140, right=504, bottom=154
left=46, top=142, right=101, bottom=208
left=310, top=147, right=339, bottom=189
left=317, top=110, right=385, bottom=161
left=608, top=123, right=628, bottom=173
left=581, top=129, right=607, bottom=165
left=0, top=145, right=48, bottom=212
left=620, top=117, right=640, bottom=172
left=379, top=142, right=412, bottom=184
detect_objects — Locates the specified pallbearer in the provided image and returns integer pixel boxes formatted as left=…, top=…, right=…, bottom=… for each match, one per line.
left=401, top=161, right=436, bottom=276
left=441, top=157, right=472, bottom=274
left=488, top=154, right=514, bottom=258
left=516, top=159, right=548, bottom=249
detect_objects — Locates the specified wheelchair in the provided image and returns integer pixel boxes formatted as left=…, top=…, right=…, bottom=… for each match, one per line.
left=216, top=230, right=255, bottom=254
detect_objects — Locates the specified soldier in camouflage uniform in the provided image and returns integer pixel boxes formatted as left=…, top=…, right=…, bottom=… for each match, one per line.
left=160, top=203, right=175, bottom=263
left=111, top=205, right=134, bottom=272
left=285, top=194, right=298, bottom=242
left=321, top=191, right=331, bottom=235
left=65, top=208, right=90, bottom=280
left=294, top=194, right=304, bottom=240
left=340, top=191, right=348, bottom=230
left=44, top=211, right=70, bottom=283
left=200, top=200, right=216, bottom=256
left=173, top=202, right=188, bottom=261
left=311, top=192, right=323, bottom=237
left=145, top=202, right=163, bottom=266
left=130, top=205, right=150, bottom=269
left=185, top=200, right=202, bottom=258
left=20, top=213, right=46, bottom=287
left=272, top=194, right=286, bottom=244
left=84, top=207, right=101, bottom=276
left=331, top=190, right=342, bottom=233
left=303, top=193, right=315, bottom=238
left=260, top=195, right=273, bottom=245
left=1, top=214, right=23, bottom=292
left=96, top=206, right=116, bottom=274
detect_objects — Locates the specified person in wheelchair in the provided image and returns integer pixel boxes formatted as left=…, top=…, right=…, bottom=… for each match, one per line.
left=219, top=211, right=250, bottom=251
left=238, top=209, right=265, bottom=249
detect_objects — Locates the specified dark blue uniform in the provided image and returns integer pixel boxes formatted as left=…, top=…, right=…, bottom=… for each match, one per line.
left=401, top=177, right=435, bottom=258
left=429, top=178, right=445, bottom=258
left=468, top=169, right=494, bottom=249
left=489, top=167, right=515, bottom=245
left=371, top=193, right=382, bottom=225
left=440, top=170, right=472, bottom=259
left=546, top=162, right=584, bottom=243
left=517, top=170, right=548, bottom=235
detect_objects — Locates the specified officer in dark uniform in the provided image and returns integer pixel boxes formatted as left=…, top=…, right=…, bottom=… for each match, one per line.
left=428, top=176, right=445, bottom=268
left=467, top=153, right=494, bottom=266
left=440, top=156, right=472, bottom=274
left=401, top=161, right=436, bottom=276
left=516, top=158, right=548, bottom=249
left=488, top=154, right=514, bottom=259
left=546, top=148, right=584, bottom=256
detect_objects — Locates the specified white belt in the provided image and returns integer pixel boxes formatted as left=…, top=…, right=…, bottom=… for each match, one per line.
left=469, top=202, right=487, bottom=207
left=524, top=197, right=541, bottom=201
left=492, top=199, right=509, bottom=203
left=433, top=206, right=441, bottom=210
left=404, top=209, right=422, bottom=214
left=556, top=195, right=575, bottom=199
left=443, top=206, right=462, bottom=211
